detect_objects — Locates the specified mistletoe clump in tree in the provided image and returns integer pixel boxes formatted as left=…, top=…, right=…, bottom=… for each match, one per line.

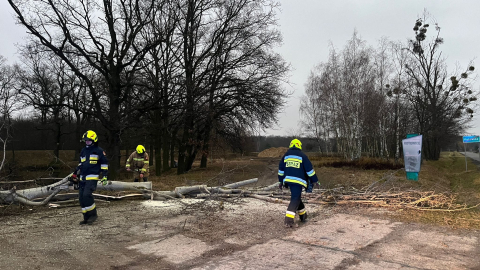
left=404, top=16, right=477, bottom=160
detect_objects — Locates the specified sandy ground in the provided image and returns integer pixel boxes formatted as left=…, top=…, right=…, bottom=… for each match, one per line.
left=1, top=197, right=479, bottom=270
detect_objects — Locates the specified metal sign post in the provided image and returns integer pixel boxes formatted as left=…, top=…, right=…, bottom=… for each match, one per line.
left=462, top=135, right=480, bottom=172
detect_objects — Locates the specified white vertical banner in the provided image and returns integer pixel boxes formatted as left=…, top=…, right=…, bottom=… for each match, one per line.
left=402, top=135, right=423, bottom=173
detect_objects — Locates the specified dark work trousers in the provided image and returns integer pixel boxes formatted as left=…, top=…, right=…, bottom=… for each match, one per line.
left=285, top=183, right=306, bottom=225
left=134, top=177, right=148, bottom=182
left=79, top=180, right=98, bottom=221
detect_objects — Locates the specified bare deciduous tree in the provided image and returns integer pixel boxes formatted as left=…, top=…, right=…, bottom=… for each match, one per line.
left=404, top=14, right=477, bottom=160
left=8, top=0, right=168, bottom=178
left=0, top=56, right=19, bottom=174
left=175, top=0, right=289, bottom=173
left=16, top=46, right=77, bottom=160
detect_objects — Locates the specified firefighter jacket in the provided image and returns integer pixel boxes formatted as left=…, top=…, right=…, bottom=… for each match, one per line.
left=278, top=147, right=318, bottom=188
left=126, top=151, right=149, bottom=177
left=74, top=144, right=108, bottom=181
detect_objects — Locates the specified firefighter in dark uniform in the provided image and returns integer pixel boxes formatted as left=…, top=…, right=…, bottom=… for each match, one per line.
left=278, top=139, right=319, bottom=227
left=125, top=145, right=149, bottom=182
left=71, top=130, right=108, bottom=225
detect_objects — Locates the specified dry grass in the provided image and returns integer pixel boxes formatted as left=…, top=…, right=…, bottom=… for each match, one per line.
left=370, top=152, right=480, bottom=229
left=0, top=150, right=77, bottom=181
left=149, top=157, right=277, bottom=191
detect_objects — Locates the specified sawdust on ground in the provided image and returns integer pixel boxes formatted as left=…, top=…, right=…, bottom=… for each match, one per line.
left=257, top=147, right=288, bottom=158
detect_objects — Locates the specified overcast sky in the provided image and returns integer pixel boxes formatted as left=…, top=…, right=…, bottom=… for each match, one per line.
left=1, top=0, right=480, bottom=137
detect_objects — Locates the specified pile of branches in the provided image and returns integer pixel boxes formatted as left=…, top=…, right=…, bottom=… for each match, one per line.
left=302, top=188, right=478, bottom=212
left=149, top=178, right=477, bottom=212
left=182, top=185, right=476, bottom=212
left=2, top=173, right=478, bottom=213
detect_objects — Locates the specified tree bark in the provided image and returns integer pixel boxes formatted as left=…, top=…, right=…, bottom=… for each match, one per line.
left=0, top=176, right=152, bottom=205
left=106, top=128, right=122, bottom=180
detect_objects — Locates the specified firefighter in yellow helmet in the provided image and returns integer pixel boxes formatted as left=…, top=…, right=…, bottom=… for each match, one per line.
left=278, top=138, right=319, bottom=227
left=125, top=145, right=150, bottom=182
left=71, top=130, right=108, bottom=225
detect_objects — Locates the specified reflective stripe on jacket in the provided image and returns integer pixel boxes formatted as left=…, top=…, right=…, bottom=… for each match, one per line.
left=75, top=145, right=108, bottom=181
left=126, top=151, right=149, bottom=176
left=278, top=147, right=318, bottom=187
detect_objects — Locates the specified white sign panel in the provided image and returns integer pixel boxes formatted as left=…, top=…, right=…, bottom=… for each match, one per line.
left=402, top=135, right=422, bottom=172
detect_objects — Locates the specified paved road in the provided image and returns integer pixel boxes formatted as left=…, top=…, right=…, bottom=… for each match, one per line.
left=461, top=151, right=480, bottom=162
left=459, top=151, right=480, bottom=172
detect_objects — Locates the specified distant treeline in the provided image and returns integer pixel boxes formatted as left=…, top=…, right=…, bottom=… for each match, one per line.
left=2, top=117, right=466, bottom=158
left=3, top=117, right=321, bottom=153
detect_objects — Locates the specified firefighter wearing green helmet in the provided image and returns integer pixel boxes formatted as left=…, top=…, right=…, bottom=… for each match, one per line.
left=71, top=130, right=108, bottom=225
left=278, top=138, right=320, bottom=228
left=126, top=145, right=150, bottom=182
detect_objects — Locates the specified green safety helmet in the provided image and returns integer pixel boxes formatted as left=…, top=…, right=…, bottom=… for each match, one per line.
left=289, top=138, right=302, bottom=150
left=136, top=145, right=146, bottom=154
left=82, top=130, right=98, bottom=142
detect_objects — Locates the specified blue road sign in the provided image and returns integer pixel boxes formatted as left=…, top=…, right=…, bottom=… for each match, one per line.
left=463, top=135, right=480, bottom=143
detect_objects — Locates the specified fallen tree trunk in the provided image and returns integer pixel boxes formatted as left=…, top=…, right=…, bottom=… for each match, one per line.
left=222, top=178, right=258, bottom=189
left=256, top=182, right=280, bottom=191
left=150, top=179, right=261, bottom=200
left=38, top=192, right=148, bottom=202
left=13, top=188, right=63, bottom=206
left=0, top=174, right=72, bottom=204
left=0, top=174, right=152, bottom=205
left=196, top=190, right=283, bottom=198
left=97, top=181, right=152, bottom=192
left=2, top=176, right=260, bottom=204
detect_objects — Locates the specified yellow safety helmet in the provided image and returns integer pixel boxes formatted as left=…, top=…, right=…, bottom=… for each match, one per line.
left=289, top=138, right=302, bottom=150
left=82, top=130, right=98, bottom=142
left=136, top=145, right=146, bottom=154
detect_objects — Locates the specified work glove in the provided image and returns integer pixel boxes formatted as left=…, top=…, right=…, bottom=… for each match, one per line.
left=69, top=174, right=79, bottom=190
left=278, top=182, right=283, bottom=190
left=306, top=182, right=320, bottom=193
left=69, top=174, right=78, bottom=183
left=100, top=176, right=108, bottom=186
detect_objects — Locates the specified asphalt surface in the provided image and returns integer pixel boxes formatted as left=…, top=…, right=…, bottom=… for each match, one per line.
left=461, top=151, right=480, bottom=162
left=459, top=151, right=480, bottom=171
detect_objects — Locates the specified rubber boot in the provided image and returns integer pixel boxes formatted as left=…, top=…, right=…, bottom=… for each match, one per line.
left=86, top=209, right=98, bottom=225
left=284, top=213, right=295, bottom=228
left=79, top=213, right=87, bottom=225
left=300, top=212, right=308, bottom=223
left=285, top=220, right=294, bottom=228
left=87, top=215, right=97, bottom=225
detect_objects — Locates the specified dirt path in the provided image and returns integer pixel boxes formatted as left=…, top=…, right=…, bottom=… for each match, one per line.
left=1, top=198, right=479, bottom=270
